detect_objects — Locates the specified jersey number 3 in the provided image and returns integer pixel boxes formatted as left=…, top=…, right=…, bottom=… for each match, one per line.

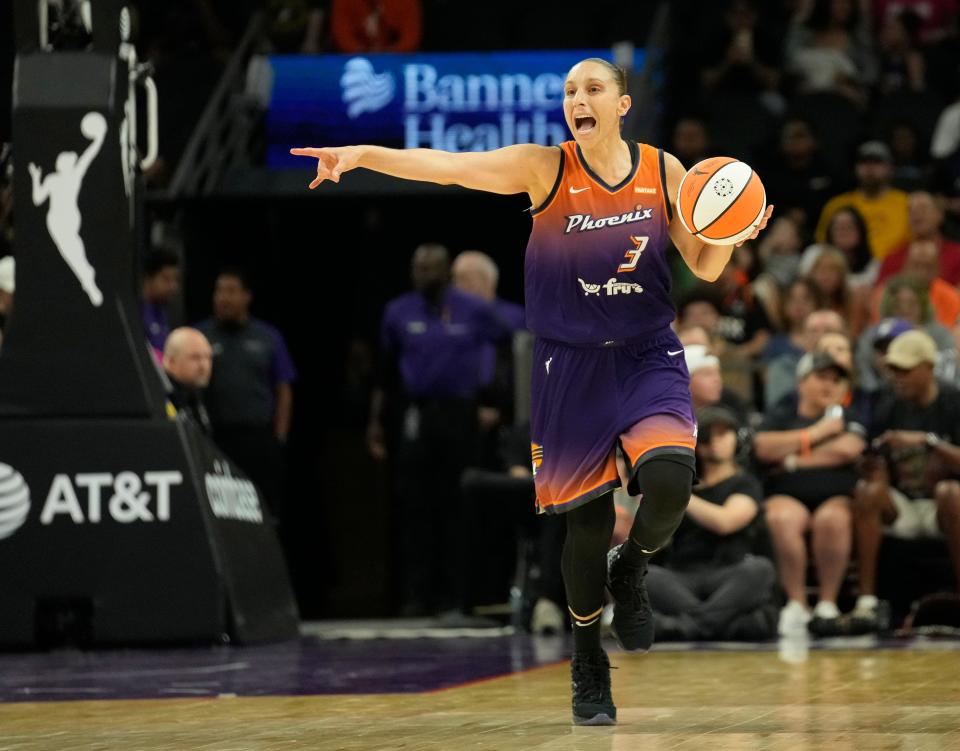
left=617, top=235, right=649, bottom=273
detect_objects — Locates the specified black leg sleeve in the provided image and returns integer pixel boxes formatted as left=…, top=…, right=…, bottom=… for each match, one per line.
left=562, top=493, right=615, bottom=653
left=629, top=456, right=695, bottom=555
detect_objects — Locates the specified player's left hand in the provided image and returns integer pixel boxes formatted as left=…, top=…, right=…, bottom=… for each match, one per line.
left=735, top=204, right=774, bottom=247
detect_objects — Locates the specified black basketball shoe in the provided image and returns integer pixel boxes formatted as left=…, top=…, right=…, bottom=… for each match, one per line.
left=607, top=542, right=655, bottom=652
left=571, top=649, right=617, bottom=726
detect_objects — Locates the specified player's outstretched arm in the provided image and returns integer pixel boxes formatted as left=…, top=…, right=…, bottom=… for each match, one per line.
left=662, top=151, right=773, bottom=282
left=289, top=143, right=557, bottom=199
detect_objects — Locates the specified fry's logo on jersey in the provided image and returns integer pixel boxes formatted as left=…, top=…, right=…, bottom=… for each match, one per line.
left=564, top=207, right=653, bottom=234
left=577, top=278, right=645, bottom=296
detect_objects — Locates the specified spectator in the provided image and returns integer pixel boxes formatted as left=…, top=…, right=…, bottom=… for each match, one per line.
left=815, top=141, right=911, bottom=260
left=263, top=0, right=326, bottom=54
left=755, top=351, right=867, bottom=635
left=786, top=0, right=878, bottom=104
left=142, top=250, right=181, bottom=354
left=875, top=274, right=957, bottom=358
left=761, top=278, right=823, bottom=363
left=808, top=205, right=876, bottom=286
left=646, top=406, right=777, bottom=641
left=761, top=118, right=840, bottom=231
left=887, top=122, right=930, bottom=192
left=877, top=192, right=960, bottom=285
left=871, top=241, right=960, bottom=327
left=700, top=0, right=782, bottom=99
left=852, top=329, right=960, bottom=630
left=331, top=0, right=422, bottom=53
left=0, top=255, right=13, bottom=350
left=872, top=0, right=959, bottom=47
left=855, top=316, right=915, bottom=394
left=671, top=116, right=712, bottom=168
left=801, top=245, right=869, bottom=335
left=709, top=267, right=774, bottom=358
left=875, top=9, right=927, bottom=95
left=684, top=344, right=751, bottom=423
left=930, top=84, right=960, bottom=222
left=162, top=326, right=213, bottom=435
left=197, top=269, right=297, bottom=520
left=765, top=309, right=846, bottom=409
left=369, top=243, right=509, bottom=616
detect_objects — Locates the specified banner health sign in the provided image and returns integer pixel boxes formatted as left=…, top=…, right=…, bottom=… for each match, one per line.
left=266, top=49, right=642, bottom=168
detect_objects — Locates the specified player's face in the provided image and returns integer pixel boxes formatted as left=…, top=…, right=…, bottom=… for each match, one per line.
left=563, top=62, right=630, bottom=144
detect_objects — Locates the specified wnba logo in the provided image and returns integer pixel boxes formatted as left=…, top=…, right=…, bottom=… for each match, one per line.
left=0, top=463, right=31, bottom=540
left=341, top=58, right=396, bottom=118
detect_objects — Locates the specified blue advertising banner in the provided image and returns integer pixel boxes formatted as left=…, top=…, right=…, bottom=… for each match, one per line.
left=266, top=49, right=642, bottom=168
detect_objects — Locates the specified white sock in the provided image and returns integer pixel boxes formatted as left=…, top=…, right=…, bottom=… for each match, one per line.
left=813, top=601, right=840, bottom=619
left=855, top=594, right=878, bottom=612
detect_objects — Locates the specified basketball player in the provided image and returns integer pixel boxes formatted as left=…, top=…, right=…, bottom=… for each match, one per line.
left=292, top=58, right=772, bottom=726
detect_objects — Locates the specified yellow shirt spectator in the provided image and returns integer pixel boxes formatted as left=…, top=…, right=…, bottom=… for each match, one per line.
left=815, top=141, right=911, bottom=260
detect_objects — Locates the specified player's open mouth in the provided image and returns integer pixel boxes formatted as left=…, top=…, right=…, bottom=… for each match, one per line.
left=575, top=116, right=596, bottom=134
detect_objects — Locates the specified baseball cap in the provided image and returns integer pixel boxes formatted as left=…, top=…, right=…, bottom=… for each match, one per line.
left=796, top=351, right=850, bottom=380
left=0, top=256, right=13, bottom=295
left=697, top=405, right=741, bottom=434
left=885, top=330, right=938, bottom=369
left=684, top=344, right=719, bottom=374
left=873, top=318, right=913, bottom=349
left=857, top=140, right=893, bottom=163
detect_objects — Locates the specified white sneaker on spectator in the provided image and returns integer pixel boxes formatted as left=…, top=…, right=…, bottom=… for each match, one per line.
left=778, top=600, right=811, bottom=636
left=530, top=598, right=564, bottom=635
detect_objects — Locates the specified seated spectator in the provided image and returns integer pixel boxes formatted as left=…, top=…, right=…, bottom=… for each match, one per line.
left=755, top=352, right=867, bottom=635
left=142, top=249, right=181, bottom=355
left=875, top=9, right=927, bottom=96
left=699, top=0, right=782, bottom=101
left=871, top=242, right=960, bottom=327
left=887, top=122, right=931, bottom=192
left=815, top=141, right=911, bottom=261
left=804, top=205, right=876, bottom=287
left=647, top=406, right=777, bottom=641
left=671, top=116, right=711, bottom=168
left=684, top=344, right=751, bottom=423
left=761, top=278, right=823, bottom=363
left=331, top=0, right=421, bottom=52
left=800, top=244, right=869, bottom=336
left=854, top=317, right=914, bottom=394
left=785, top=0, right=877, bottom=104
left=765, top=308, right=846, bottom=409
left=162, top=327, right=213, bottom=435
left=710, top=267, right=773, bottom=358
left=760, top=118, right=839, bottom=232
left=0, top=255, right=13, bottom=350
left=877, top=192, right=960, bottom=285
left=874, top=274, right=957, bottom=360
left=852, top=330, right=960, bottom=631
left=755, top=215, right=805, bottom=290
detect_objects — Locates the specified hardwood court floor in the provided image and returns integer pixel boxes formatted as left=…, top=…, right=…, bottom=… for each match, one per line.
left=2, top=640, right=960, bottom=750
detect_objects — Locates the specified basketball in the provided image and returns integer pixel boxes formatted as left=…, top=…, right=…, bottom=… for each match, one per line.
left=676, top=157, right=766, bottom=246
left=80, top=111, right=106, bottom=140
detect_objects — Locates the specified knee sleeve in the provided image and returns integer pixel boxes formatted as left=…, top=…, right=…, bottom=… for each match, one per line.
left=561, top=494, right=615, bottom=617
left=629, top=456, right=695, bottom=553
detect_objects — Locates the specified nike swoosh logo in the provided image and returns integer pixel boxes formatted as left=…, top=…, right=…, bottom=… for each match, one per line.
left=569, top=186, right=590, bottom=193
left=693, top=168, right=707, bottom=176
left=667, top=349, right=683, bottom=356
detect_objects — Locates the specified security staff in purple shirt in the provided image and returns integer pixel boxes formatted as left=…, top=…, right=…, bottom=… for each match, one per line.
left=141, top=250, right=180, bottom=354
left=369, top=243, right=512, bottom=617
left=452, top=250, right=526, bottom=459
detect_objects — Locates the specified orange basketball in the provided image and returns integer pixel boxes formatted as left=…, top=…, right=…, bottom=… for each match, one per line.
left=676, top=157, right=766, bottom=246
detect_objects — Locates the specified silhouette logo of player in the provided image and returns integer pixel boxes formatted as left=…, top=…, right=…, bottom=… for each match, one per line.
left=28, top=111, right=107, bottom=307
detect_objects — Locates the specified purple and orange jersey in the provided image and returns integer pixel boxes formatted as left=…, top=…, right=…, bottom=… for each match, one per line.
left=525, top=140, right=676, bottom=346
left=524, top=141, right=697, bottom=514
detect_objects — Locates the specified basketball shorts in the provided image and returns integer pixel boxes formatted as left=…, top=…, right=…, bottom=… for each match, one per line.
left=530, top=330, right=697, bottom=514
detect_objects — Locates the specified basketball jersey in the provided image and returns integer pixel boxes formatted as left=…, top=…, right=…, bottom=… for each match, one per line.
left=524, top=140, right=675, bottom=345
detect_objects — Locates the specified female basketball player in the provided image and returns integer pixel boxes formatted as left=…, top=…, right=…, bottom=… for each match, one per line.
left=293, top=58, right=772, bottom=726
